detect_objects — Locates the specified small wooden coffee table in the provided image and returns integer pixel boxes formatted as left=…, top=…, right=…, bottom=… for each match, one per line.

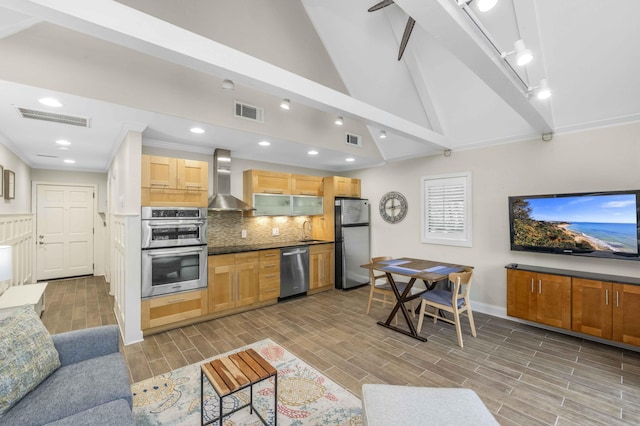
left=200, top=348, right=278, bottom=426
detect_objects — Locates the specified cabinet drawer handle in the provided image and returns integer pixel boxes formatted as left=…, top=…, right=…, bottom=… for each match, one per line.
left=531, top=278, right=534, bottom=293
left=616, top=291, right=619, bottom=308
left=264, top=288, right=277, bottom=293
left=264, top=190, right=283, bottom=194
left=264, top=274, right=277, bottom=279
left=264, top=253, right=277, bottom=258
left=167, top=298, right=186, bottom=304
left=538, top=280, right=542, bottom=294
left=265, top=264, right=277, bottom=268
left=605, top=289, right=609, bottom=305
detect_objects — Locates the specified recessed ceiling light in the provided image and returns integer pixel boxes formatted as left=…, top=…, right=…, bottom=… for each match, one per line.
left=59, top=147, right=69, bottom=151
left=190, top=127, right=205, bottom=134
left=308, top=150, right=318, bottom=155
left=64, top=159, right=75, bottom=164
left=379, top=130, right=387, bottom=139
left=56, top=139, right=71, bottom=146
left=280, top=99, right=290, bottom=110
left=345, top=157, right=355, bottom=162
left=258, top=141, right=271, bottom=146
left=39, top=97, right=63, bottom=107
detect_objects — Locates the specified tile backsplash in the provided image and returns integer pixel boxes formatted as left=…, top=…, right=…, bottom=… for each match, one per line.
left=207, top=212, right=314, bottom=247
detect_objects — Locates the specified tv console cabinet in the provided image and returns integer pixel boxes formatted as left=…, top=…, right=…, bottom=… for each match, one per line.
left=506, top=264, right=640, bottom=347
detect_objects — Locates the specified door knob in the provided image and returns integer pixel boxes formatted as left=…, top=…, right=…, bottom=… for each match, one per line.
left=39, top=241, right=44, bottom=245
left=39, top=235, right=44, bottom=239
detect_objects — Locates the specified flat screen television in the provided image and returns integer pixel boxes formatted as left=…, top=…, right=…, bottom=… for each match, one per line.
left=509, top=190, right=640, bottom=261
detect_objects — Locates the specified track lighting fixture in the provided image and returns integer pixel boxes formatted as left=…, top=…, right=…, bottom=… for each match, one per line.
left=501, top=39, right=533, bottom=66
left=528, top=79, right=552, bottom=100
left=379, top=130, right=387, bottom=139
left=476, top=0, right=498, bottom=12
left=335, top=116, right=344, bottom=126
left=458, top=0, right=498, bottom=13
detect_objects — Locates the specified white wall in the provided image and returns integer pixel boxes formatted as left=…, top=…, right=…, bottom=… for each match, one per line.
left=0, top=141, right=31, bottom=214
left=353, top=122, right=640, bottom=316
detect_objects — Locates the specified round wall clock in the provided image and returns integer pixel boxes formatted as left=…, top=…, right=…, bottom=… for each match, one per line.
left=379, top=191, right=408, bottom=223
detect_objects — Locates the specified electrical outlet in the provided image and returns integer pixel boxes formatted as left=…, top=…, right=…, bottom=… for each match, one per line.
left=241, top=230, right=247, bottom=238
left=272, top=227, right=279, bottom=236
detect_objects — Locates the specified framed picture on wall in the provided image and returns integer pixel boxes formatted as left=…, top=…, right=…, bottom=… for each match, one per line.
left=4, top=169, right=15, bottom=200
left=0, top=164, right=3, bottom=198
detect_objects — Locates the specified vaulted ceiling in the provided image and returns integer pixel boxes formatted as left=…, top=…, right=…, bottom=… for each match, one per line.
left=0, top=0, right=638, bottom=172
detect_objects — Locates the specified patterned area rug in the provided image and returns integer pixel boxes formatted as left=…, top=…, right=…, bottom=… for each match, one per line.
left=132, top=338, right=362, bottom=425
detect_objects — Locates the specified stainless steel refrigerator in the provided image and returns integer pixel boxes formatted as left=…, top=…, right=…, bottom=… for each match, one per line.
left=335, top=198, right=370, bottom=289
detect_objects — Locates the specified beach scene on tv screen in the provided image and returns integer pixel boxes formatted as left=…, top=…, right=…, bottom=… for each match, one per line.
left=512, top=194, right=638, bottom=254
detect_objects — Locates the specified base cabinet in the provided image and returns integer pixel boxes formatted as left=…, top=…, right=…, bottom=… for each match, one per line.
left=310, top=243, right=334, bottom=293
left=141, top=289, right=208, bottom=330
left=507, top=269, right=571, bottom=329
left=573, top=279, right=640, bottom=346
left=259, top=250, right=280, bottom=301
left=507, top=265, right=640, bottom=347
left=208, top=253, right=260, bottom=313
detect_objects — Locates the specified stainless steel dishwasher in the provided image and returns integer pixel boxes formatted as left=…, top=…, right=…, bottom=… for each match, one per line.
left=280, top=246, right=310, bottom=299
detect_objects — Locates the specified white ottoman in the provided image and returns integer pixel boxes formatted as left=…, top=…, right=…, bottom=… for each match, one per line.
left=362, top=384, right=498, bottom=426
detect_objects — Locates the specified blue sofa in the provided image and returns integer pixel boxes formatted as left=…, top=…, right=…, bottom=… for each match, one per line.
left=0, top=325, right=134, bottom=425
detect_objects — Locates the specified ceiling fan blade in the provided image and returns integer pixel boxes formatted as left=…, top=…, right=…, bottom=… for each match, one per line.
left=397, top=17, right=415, bottom=60
left=368, top=0, right=395, bottom=12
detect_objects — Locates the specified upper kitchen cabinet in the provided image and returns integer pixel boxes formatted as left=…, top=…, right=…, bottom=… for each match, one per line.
left=331, top=176, right=361, bottom=198
left=177, top=159, right=208, bottom=191
left=291, top=174, right=323, bottom=196
left=141, top=155, right=208, bottom=207
left=244, top=169, right=291, bottom=194
left=243, top=169, right=323, bottom=216
left=311, top=176, right=362, bottom=241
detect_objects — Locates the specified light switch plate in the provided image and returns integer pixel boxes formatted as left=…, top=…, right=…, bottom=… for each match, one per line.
left=272, top=227, right=279, bottom=236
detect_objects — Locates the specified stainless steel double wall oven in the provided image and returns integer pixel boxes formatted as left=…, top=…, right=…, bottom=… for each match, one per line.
left=141, top=207, right=208, bottom=298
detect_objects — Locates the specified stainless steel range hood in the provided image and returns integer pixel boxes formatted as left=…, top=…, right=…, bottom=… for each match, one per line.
left=207, top=149, right=254, bottom=212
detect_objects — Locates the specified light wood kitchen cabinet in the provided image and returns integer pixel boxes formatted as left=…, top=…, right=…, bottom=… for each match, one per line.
left=332, top=176, right=361, bottom=197
left=507, top=269, right=571, bottom=329
left=141, top=155, right=208, bottom=207
left=573, top=279, right=640, bottom=345
left=259, top=249, right=280, bottom=301
left=309, top=243, right=334, bottom=293
left=291, top=174, right=323, bottom=196
left=141, top=289, right=208, bottom=330
left=244, top=169, right=291, bottom=194
left=312, top=176, right=361, bottom=241
left=208, top=252, right=260, bottom=313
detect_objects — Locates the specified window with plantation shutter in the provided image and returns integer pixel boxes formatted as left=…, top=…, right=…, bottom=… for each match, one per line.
left=421, top=172, right=472, bottom=247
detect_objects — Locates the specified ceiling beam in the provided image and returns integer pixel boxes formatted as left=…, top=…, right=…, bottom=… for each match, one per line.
left=0, top=0, right=448, bottom=147
left=394, top=0, right=554, bottom=135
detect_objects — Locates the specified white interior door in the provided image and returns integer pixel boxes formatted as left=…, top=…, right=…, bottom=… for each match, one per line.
left=36, top=184, right=94, bottom=280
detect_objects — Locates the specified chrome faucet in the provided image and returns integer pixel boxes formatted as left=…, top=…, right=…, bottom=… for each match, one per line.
left=302, top=220, right=312, bottom=241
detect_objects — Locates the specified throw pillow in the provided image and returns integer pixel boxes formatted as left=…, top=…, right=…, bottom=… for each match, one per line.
left=0, top=305, right=61, bottom=415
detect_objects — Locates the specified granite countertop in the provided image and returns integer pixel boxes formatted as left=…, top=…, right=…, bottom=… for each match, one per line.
left=207, top=240, right=334, bottom=255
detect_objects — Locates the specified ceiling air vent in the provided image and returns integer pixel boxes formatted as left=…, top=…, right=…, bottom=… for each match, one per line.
left=234, top=101, right=264, bottom=123
left=15, top=106, right=90, bottom=127
left=345, top=132, right=362, bottom=147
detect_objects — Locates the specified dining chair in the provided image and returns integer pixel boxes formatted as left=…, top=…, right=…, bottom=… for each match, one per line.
left=416, top=269, right=476, bottom=348
left=366, top=256, right=414, bottom=324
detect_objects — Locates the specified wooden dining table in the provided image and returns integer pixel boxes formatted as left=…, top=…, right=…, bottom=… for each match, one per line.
left=361, top=258, right=473, bottom=342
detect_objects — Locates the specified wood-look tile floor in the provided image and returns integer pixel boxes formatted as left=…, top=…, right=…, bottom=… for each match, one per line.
left=41, top=276, right=640, bottom=425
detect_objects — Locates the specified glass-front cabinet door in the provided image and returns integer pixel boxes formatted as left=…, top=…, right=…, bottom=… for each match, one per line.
left=292, top=195, right=323, bottom=216
left=253, top=194, right=291, bottom=216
